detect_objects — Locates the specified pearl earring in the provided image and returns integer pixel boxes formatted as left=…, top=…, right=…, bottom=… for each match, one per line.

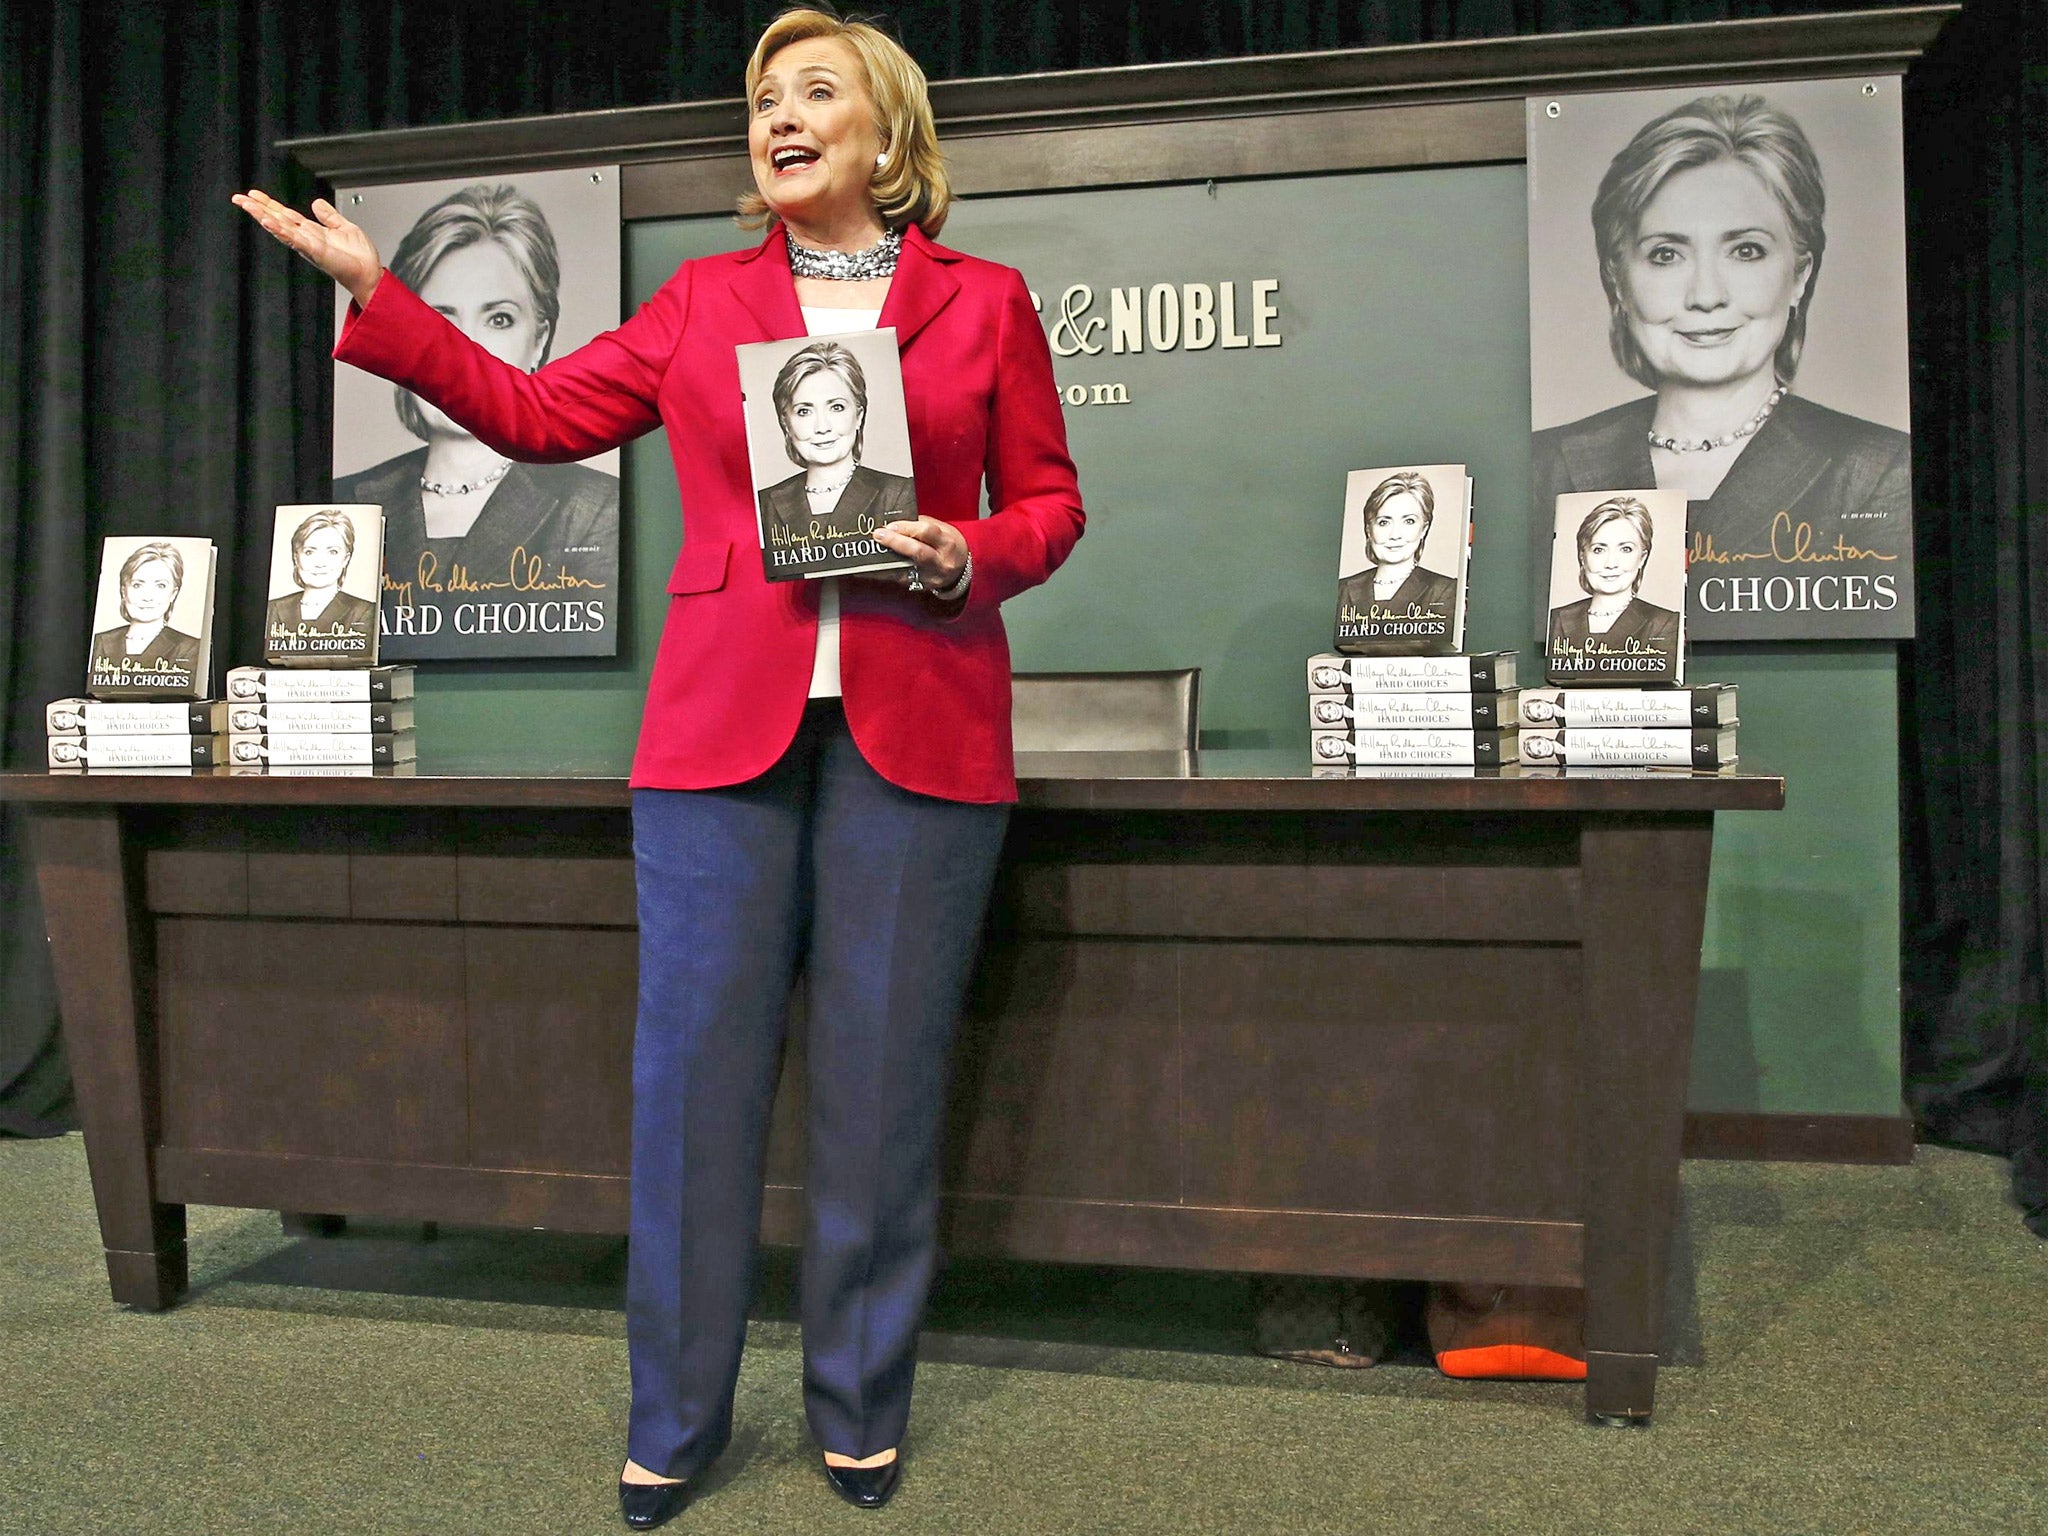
left=876, top=151, right=888, bottom=167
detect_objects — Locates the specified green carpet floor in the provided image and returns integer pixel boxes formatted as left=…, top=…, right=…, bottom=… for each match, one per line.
left=2, top=1135, right=2043, bottom=1536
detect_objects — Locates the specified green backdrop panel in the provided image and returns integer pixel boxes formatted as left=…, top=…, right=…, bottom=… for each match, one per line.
left=406, top=164, right=1900, bottom=1118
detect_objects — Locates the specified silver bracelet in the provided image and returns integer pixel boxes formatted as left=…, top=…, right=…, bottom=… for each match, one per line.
left=927, top=549, right=972, bottom=601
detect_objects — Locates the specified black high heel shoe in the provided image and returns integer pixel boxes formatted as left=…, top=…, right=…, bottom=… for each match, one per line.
left=821, top=1455, right=901, bottom=1510
left=618, top=1474, right=691, bottom=1530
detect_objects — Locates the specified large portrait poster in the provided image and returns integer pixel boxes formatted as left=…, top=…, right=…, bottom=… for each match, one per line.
left=332, top=165, right=622, bottom=659
left=1527, top=78, right=1913, bottom=641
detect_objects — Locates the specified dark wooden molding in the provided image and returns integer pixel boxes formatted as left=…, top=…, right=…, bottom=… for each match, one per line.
left=1682, top=1109, right=1916, bottom=1165
left=283, top=6, right=1958, bottom=200
left=0, top=764, right=1786, bottom=813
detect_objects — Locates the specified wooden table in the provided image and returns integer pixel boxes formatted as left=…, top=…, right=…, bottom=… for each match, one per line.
left=3, top=748, right=1780, bottom=1423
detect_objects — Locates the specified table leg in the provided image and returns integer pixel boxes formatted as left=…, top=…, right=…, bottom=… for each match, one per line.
left=28, top=805, right=187, bottom=1309
left=1577, top=813, right=1714, bottom=1425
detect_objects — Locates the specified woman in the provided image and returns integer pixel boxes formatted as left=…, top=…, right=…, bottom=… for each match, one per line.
left=1332, top=469, right=1456, bottom=636
left=88, top=542, right=201, bottom=693
left=330, top=183, right=618, bottom=648
left=1547, top=496, right=1679, bottom=665
left=236, top=7, right=1082, bottom=1528
left=1530, top=94, right=1909, bottom=574
left=756, top=339, right=916, bottom=562
left=264, top=508, right=376, bottom=655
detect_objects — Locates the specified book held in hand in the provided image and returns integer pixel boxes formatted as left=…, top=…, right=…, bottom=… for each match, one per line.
left=1517, top=685, right=1736, bottom=730
left=264, top=504, right=385, bottom=666
left=85, top=536, right=218, bottom=701
left=1544, top=490, right=1688, bottom=685
left=738, top=329, right=918, bottom=583
left=1331, top=464, right=1472, bottom=655
left=226, top=665, right=415, bottom=703
left=1306, top=652, right=1518, bottom=694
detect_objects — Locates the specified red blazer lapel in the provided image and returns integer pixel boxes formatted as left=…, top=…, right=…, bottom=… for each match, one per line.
left=727, top=229, right=807, bottom=341
left=878, top=224, right=962, bottom=348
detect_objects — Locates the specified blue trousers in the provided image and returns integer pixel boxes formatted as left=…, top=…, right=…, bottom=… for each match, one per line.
left=625, top=700, right=1011, bottom=1479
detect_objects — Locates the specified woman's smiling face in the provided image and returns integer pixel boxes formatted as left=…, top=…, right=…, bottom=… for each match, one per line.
left=296, top=526, right=351, bottom=589
left=123, top=559, right=177, bottom=623
left=748, top=36, right=884, bottom=235
left=1584, top=520, right=1649, bottom=596
left=786, top=369, right=862, bottom=468
left=1620, top=157, right=1809, bottom=392
left=1366, top=492, right=1429, bottom=566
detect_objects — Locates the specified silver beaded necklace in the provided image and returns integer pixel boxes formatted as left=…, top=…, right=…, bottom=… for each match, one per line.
left=1647, top=385, right=1788, bottom=453
left=787, top=228, right=902, bottom=282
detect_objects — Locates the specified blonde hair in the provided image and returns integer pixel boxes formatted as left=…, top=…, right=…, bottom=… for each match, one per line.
left=738, top=7, right=951, bottom=238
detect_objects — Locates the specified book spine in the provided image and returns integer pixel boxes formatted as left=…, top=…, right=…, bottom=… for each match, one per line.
left=224, top=702, right=408, bottom=734
left=47, top=699, right=223, bottom=735
left=1304, top=653, right=1513, bottom=694
left=225, top=667, right=406, bottom=702
left=226, top=731, right=413, bottom=765
left=1309, top=691, right=1514, bottom=729
left=1519, top=686, right=1729, bottom=728
left=49, top=735, right=223, bottom=768
left=1519, top=727, right=1734, bottom=767
left=1313, top=728, right=1513, bottom=766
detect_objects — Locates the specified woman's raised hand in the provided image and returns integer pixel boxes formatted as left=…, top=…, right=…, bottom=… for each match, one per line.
left=231, top=191, right=383, bottom=309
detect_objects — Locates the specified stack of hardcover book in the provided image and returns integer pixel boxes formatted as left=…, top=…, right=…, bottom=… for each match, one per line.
left=1516, top=684, right=1739, bottom=770
left=46, top=699, right=230, bottom=768
left=224, top=665, right=418, bottom=768
left=1307, top=652, right=1521, bottom=768
left=53, top=534, right=226, bottom=768
left=1526, top=488, right=1738, bottom=769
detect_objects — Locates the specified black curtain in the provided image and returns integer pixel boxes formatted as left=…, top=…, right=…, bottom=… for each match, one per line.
left=1901, top=0, right=2048, bottom=1237
left=0, top=0, right=1955, bottom=1135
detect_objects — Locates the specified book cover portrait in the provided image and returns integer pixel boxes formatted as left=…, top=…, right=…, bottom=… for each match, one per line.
left=1331, top=464, right=1469, bottom=656
left=738, top=329, right=918, bottom=583
left=85, top=536, right=217, bottom=701
left=264, top=505, right=384, bottom=666
left=1545, top=489, right=1689, bottom=684
left=331, top=166, right=622, bottom=659
left=1527, top=79, right=1913, bottom=641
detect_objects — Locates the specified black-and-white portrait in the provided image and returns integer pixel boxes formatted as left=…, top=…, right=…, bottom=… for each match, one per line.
left=738, top=329, right=916, bottom=582
left=1545, top=489, right=1689, bottom=683
left=1527, top=79, right=1913, bottom=641
left=1331, top=463, right=1469, bottom=655
left=264, top=504, right=383, bottom=666
left=86, top=535, right=215, bottom=700
left=331, top=166, right=622, bottom=659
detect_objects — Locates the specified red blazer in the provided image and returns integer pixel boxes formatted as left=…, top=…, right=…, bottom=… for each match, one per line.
left=334, top=224, right=1084, bottom=803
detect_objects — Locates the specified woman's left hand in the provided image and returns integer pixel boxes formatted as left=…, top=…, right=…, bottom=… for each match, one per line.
left=866, top=516, right=967, bottom=595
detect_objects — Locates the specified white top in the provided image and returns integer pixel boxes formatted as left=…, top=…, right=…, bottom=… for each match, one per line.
left=799, top=306, right=883, bottom=699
